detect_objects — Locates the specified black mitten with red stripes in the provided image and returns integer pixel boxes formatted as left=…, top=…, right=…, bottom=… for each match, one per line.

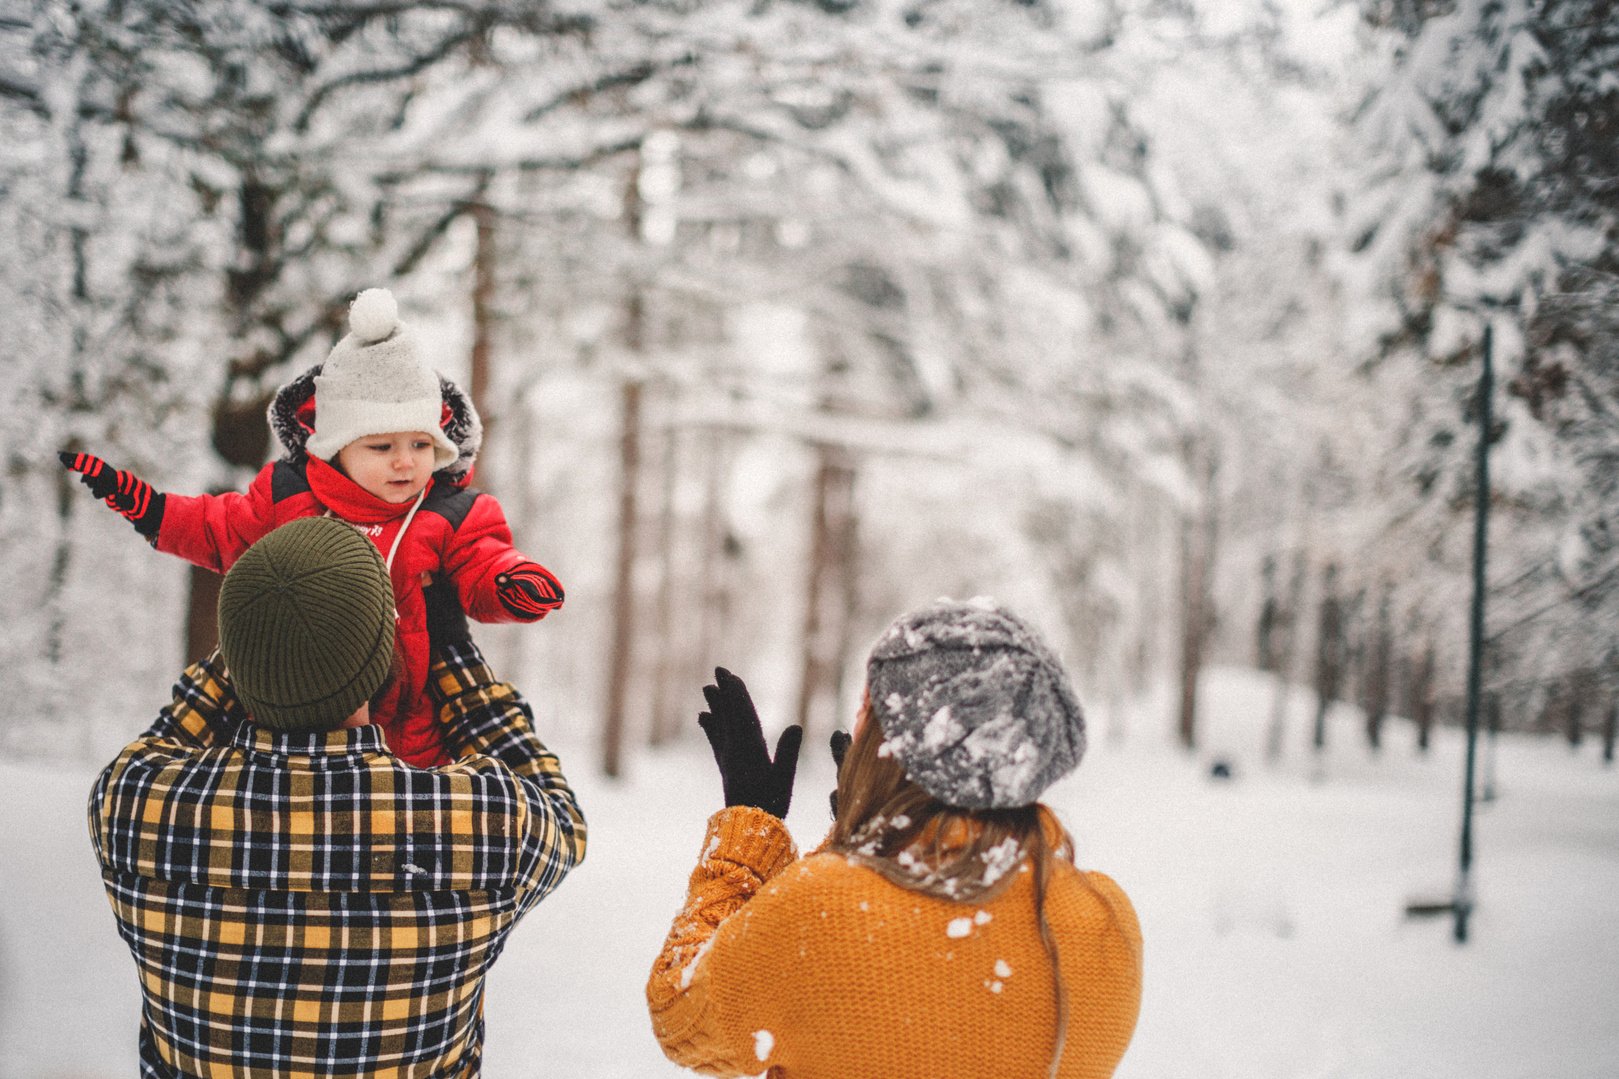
left=495, top=562, right=564, bottom=620
left=58, top=451, right=165, bottom=541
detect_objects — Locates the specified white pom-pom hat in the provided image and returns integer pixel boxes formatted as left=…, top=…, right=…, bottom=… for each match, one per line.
left=304, top=288, right=459, bottom=470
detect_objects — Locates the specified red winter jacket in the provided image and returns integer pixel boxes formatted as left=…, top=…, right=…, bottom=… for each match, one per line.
left=153, top=367, right=561, bottom=767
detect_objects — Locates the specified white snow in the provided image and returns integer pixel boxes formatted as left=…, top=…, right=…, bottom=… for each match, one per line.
left=3, top=667, right=1618, bottom=1077
left=945, top=917, right=975, bottom=939
left=752, top=1029, right=774, bottom=1062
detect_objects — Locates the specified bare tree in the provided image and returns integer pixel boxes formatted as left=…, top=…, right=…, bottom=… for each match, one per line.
left=795, top=446, right=858, bottom=740
left=1362, top=589, right=1394, bottom=751
left=1176, top=442, right=1219, bottom=751
left=602, top=378, right=645, bottom=779
left=1313, top=564, right=1347, bottom=752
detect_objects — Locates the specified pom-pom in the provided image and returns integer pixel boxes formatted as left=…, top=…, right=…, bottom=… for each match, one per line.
left=348, top=288, right=399, bottom=343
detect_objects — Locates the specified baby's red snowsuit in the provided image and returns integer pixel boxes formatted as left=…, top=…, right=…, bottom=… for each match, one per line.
left=153, top=367, right=560, bottom=766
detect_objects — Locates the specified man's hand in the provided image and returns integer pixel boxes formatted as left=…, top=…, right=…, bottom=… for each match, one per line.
left=59, top=451, right=165, bottom=539
left=496, top=562, right=564, bottom=619
left=697, top=667, right=803, bottom=819
left=423, top=575, right=472, bottom=650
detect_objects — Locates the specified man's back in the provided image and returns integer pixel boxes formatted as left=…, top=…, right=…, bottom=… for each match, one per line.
left=90, top=644, right=585, bottom=1079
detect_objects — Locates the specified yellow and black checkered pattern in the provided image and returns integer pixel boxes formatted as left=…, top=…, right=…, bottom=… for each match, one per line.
left=89, top=640, right=587, bottom=1078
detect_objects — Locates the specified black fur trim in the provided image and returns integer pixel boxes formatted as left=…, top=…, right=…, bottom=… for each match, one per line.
left=267, top=367, right=319, bottom=463
left=267, top=364, right=484, bottom=485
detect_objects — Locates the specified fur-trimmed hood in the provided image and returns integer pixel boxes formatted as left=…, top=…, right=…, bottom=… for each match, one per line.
left=268, top=364, right=483, bottom=487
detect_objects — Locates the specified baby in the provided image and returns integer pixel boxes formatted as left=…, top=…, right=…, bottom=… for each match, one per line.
left=61, top=287, right=562, bottom=767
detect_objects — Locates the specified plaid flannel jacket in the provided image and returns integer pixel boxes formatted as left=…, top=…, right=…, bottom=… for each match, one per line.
left=88, top=639, right=587, bottom=1079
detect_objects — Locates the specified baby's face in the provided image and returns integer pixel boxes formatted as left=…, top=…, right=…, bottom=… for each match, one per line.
left=335, top=431, right=437, bottom=504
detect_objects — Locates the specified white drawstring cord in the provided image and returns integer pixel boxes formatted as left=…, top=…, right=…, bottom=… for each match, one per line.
left=385, top=487, right=427, bottom=572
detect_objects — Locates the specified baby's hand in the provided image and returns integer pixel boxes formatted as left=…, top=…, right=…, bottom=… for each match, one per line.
left=58, top=451, right=165, bottom=539
left=496, top=562, right=564, bottom=619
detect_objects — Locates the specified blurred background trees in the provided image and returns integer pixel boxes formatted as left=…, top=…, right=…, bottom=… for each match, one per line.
left=2, top=0, right=1612, bottom=769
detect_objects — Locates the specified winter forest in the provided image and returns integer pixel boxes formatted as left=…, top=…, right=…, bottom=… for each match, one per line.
left=1, top=0, right=1617, bottom=1077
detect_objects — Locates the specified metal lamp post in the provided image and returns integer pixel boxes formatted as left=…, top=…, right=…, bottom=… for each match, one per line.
left=1454, top=321, right=1493, bottom=943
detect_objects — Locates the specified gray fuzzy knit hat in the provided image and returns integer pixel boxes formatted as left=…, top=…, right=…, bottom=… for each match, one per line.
left=304, top=288, right=458, bottom=469
left=217, top=517, right=396, bottom=733
left=866, top=598, right=1086, bottom=810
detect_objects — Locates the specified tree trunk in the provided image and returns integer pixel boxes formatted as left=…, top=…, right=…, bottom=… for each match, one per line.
left=44, top=461, right=77, bottom=670
left=1566, top=670, right=1589, bottom=749
left=795, top=447, right=857, bottom=740
left=1256, top=555, right=1281, bottom=673
left=469, top=200, right=497, bottom=490
left=1363, top=590, right=1392, bottom=752
left=187, top=175, right=283, bottom=658
left=1312, top=565, right=1345, bottom=752
left=601, top=378, right=644, bottom=778
left=1263, top=548, right=1306, bottom=763
left=833, top=473, right=861, bottom=728
left=186, top=390, right=275, bottom=656
left=691, top=425, right=733, bottom=697
left=1412, top=642, right=1436, bottom=753
left=1603, top=696, right=1616, bottom=765
left=649, top=420, right=682, bottom=747
left=1175, top=446, right=1218, bottom=751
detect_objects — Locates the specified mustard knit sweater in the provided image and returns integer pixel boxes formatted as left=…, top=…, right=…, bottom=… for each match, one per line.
left=647, top=805, right=1143, bottom=1078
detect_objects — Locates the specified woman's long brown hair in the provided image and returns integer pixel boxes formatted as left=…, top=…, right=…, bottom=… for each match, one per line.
left=826, top=702, right=1073, bottom=1079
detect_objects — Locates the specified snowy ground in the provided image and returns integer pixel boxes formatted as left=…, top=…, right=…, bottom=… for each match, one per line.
left=2, top=667, right=1617, bottom=1078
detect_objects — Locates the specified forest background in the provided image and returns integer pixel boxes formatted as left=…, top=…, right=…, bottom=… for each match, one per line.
left=1, top=0, right=1616, bottom=776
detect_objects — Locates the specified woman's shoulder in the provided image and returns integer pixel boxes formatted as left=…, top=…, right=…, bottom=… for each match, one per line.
left=762, top=850, right=872, bottom=896
left=1052, top=864, right=1143, bottom=946
left=749, top=849, right=915, bottom=917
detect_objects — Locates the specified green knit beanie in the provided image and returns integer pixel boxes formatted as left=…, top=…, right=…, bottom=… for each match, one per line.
left=217, top=516, right=395, bottom=733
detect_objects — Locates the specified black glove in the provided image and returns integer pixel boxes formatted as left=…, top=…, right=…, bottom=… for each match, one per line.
left=697, top=667, right=803, bottom=818
left=496, top=562, right=564, bottom=619
left=422, top=576, right=471, bottom=650
left=59, top=450, right=165, bottom=540
left=828, top=729, right=852, bottom=819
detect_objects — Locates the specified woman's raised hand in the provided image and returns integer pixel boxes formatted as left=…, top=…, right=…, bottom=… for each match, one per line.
left=697, top=668, right=803, bottom=819
left=828, top=730, right=852, bottom=819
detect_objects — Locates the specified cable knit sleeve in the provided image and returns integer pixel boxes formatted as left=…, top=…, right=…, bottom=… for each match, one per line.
left=646, top=805, right=798, bottom=1076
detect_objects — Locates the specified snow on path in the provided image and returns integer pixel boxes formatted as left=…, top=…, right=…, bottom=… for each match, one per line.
left=2, top=668, right=1617, bottom=1078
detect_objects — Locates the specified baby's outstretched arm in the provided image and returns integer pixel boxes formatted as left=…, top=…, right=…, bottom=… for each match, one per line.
left=60, top=449, right=286, bottom=572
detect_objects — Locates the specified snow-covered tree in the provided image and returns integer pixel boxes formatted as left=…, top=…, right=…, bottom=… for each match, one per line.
left=1346, top=0, right=1619, bottom=720
left=442, top=0, right=1221, bottom=745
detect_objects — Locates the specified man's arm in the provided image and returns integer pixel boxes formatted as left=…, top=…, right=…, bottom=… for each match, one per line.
left=424, top=637, right=588, bottom=892
left=140, top=649, right=246, bottom=748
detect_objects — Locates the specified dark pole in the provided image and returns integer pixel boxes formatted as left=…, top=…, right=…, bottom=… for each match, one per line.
left=1455, top=322, right=1493, bottom=943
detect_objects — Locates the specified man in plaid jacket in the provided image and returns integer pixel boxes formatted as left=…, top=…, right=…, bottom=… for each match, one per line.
left=88, top=517, right=587, bottom=1078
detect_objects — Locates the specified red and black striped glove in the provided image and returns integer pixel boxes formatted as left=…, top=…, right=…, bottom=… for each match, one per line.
left=495, top=562, right=564, bottom=620
left=58, top=451, right=165, bottom=540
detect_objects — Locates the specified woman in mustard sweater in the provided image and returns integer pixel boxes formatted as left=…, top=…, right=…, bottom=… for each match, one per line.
left=647, top=599, right=1143, bottom=1078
